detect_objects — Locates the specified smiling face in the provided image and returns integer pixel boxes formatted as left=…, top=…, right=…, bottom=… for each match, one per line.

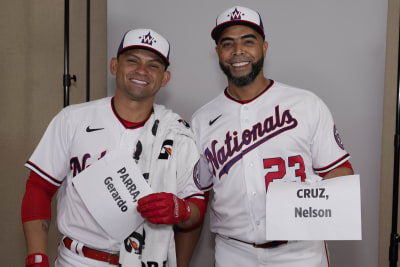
left=110, top=48, right=170, bottom=102
left=216, top=25, right=267, bottom=87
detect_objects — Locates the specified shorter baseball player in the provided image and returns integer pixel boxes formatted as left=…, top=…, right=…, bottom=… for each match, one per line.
left=21, top=28, right=206, bottom=267
left=191, top=6, right=354, bottom=267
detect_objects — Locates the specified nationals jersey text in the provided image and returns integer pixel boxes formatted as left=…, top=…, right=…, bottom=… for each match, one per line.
left=205, top=105, right=298, bottom=178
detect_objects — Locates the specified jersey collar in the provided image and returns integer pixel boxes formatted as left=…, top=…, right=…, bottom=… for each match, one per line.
left=110, top=97, right=151, bottom=129
left=224, top=80, right=274, bottom=104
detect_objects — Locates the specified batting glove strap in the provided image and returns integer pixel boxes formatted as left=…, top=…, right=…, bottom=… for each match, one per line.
left=26, top=253, right=49, bottom=267
left=137, top=192, right=191, bottom=224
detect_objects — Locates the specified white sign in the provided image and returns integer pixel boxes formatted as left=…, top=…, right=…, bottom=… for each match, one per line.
left=73, top=149, right=153, bottom=241
left=266, top=175, right=361, bottom=240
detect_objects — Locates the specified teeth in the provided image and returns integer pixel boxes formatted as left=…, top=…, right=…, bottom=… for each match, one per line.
left=130, top=79, right=148, bottom=85
left=232, top=62, right=249, bottom=67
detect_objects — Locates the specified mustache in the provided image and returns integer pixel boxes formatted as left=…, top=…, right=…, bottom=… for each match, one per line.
left=227, top=56, right=252, bottom=64
left=219, top=56, right=264, bottom=87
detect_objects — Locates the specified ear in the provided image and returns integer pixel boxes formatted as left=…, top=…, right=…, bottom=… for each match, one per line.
left=110, top=58, right=118, bottom=75
left=161, top=70, right=171, bottom=87
left=263, top=41, right=268, bottom=58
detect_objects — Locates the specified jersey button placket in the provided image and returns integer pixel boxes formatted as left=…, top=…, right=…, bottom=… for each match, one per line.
left=243, top=104, right=267, bottom=239
left=241, top=105, right=251, bottom=126
left=241, top=104, right=262, bottom=236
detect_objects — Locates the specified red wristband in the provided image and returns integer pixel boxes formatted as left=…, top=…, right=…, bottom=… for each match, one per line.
left=26, top=253, right=49, bottom=267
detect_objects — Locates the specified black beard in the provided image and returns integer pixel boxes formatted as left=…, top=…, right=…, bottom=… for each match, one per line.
left=219, top=57, right=264, bottom=87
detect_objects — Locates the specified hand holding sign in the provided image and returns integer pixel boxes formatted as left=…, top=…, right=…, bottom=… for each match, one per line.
left=137, top=193, right=191, bottom=224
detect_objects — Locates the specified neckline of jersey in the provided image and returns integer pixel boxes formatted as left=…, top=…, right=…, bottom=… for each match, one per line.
left=224, top=79, right=275, bottom=104
left=110, top=97, right=150, bottom=129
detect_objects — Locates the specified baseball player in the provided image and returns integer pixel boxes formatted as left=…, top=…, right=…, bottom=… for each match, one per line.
left=21, top=28, right=206, bottom=267
left=191, top=6, right=354, bottom=267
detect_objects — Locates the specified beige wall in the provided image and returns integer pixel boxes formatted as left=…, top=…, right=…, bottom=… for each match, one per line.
left=0, top=0, right=107, bottom=265
left=379, top=0, right=400, bottom=266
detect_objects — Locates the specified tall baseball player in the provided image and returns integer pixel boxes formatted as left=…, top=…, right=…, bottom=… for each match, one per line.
left=191, top=6, right=354, bottom=267
left=21, top=28, right=206, bottom=267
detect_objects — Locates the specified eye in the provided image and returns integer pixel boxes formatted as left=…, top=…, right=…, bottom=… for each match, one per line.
left=149, top=63, right=161, bottom=69
left=244, top=39, right=255, bottom=45
left=221, top=42, right=233, bottom=49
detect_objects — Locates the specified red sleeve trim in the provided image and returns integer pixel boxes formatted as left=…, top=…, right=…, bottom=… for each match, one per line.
left=313, top=154, right=350, bottom=173
left=21, top=171, right=58, bottom=223
left=318, top=160, right=353, bottom=178
left=25, top=161, right=62, bottom=186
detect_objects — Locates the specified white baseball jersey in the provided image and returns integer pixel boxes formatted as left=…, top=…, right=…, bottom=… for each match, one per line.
left=26, top=96, right=202, bottom=252
left=191, top=80, right=350, bottom=244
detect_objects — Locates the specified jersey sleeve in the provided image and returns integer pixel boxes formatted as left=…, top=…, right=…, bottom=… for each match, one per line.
left=190, top=116, right=214, bottom=191
left=25, top=109, right=70, bottom=186
left=174, top=134, right=204, bottom=200
left=310, top=97, right=350, bottom=174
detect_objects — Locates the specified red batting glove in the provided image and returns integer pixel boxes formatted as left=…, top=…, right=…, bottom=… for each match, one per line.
left=137, top=192, right=191, bottom=224
left=26, top=253, right=49, bottom=267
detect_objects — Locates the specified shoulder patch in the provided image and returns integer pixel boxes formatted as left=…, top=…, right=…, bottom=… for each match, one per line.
left=193, top=160, right=201, bottom=190
left=333, top=125, right=344, bottom=150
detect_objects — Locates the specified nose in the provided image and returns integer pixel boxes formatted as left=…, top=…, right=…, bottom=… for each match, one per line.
left=232, top=42, right=244, bottom=56
left=134, top=62, right=149, bottom=75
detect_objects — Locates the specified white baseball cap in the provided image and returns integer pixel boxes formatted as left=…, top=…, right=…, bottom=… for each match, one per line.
left=117, top=28, right=170, bottom=67
left=211, top=6, right=265, bottom=42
